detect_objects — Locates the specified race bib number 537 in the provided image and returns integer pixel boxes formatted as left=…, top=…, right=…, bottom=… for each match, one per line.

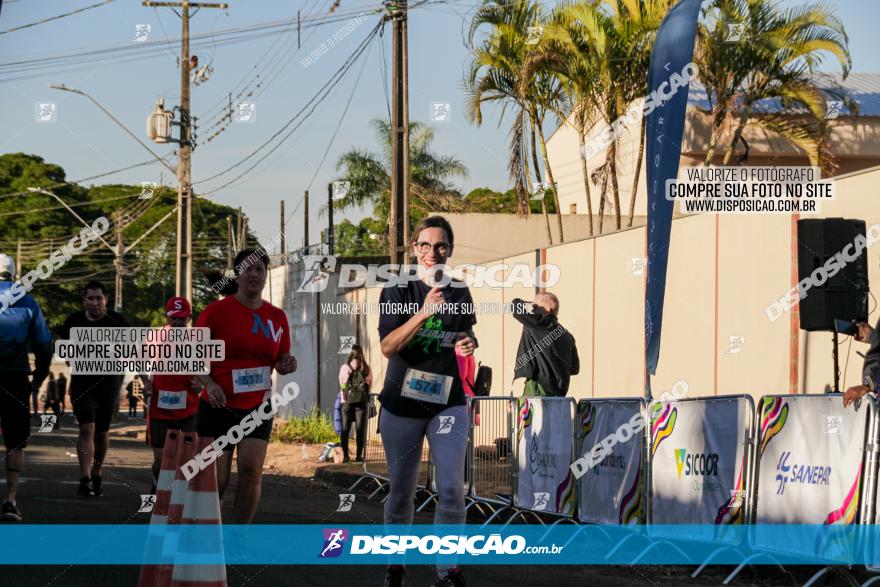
left=232, top=366, right=271, bottom=394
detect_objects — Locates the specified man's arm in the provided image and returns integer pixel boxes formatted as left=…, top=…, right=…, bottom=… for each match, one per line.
left=569, top=335, right=580, bottom=376
left=28, top=303, right=53, bottom=388
left=844, top=319, right=880, bottom=407
left=511, top=298, right=541, bottom=328
left=862, top=319, right=880, bottom=389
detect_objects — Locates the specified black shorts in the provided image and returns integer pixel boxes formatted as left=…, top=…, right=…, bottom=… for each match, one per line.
left=196, top=400, right=273, bottom=451
left=0, top=373, right=32, bottom=450
left=148, top=414, right=198, bottom=449
left=70, top=382, right=119, bottom=433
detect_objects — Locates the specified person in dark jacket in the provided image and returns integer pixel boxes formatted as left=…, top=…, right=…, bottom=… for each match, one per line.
left=337, top=344, right=372, bottom=463
left=512, top=292, right=580, bottom=397
left=56, top=372, right=67, bottom=415
left=0, top=254, right=53, bottom=521
left=844, top=320, right=880, bottom=407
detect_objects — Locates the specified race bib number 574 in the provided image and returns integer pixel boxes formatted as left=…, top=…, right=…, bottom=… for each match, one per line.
left=401, top=368, right=452, bottom=405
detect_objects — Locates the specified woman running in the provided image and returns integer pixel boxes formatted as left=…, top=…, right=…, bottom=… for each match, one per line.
left=378, top=216, right=476, bottom=587
left=337, top=344, right=372, bottom=462
left=141, top=296, right=201, bottom=493
left=195, top=248, right=297, bottom=523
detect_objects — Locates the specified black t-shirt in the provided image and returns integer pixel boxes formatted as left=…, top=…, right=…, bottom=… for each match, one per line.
left=377, top=278, right=477, bottom=418
left=59, top=310, right=130, bottom=396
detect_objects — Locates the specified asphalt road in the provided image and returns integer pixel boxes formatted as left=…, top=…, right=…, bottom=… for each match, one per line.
left=0, top=412, right=865, bottom=586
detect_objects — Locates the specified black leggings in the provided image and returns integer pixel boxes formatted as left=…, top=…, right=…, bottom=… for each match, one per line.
left=340, top=402, right=367, bottom=460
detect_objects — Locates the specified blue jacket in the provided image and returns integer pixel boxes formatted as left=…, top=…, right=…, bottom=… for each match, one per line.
left=0, top=280, right=53, bottom=381
left=333, top=391, right=343, bottom=435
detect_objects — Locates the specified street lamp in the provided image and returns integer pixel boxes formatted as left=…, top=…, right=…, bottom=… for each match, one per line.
left=27, top=188, right=177, bottom=312
left=48, top=83, right=177, bottom=175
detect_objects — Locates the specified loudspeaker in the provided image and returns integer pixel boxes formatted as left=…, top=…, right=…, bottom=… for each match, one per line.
left=797, top=218, right=869, bottom=331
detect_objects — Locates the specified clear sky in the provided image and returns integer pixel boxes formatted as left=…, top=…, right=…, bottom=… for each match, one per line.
left=0, top=0, right=876, bottom=247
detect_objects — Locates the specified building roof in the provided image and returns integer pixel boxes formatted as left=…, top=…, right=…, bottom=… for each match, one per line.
left=546, top=72, right=880, bottom=145
left=687, top=72, right=880, bottom=117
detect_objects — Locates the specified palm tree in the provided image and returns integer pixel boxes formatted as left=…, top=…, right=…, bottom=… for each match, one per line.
left=465, top=0, right=559, bottom=244
left=543, top=0, right=669, bottom=233
left=520, top=47, right=569, bottom=242
left=333, top=119, right=468, bottom=254
left=696, top=0, right=852, bottom=170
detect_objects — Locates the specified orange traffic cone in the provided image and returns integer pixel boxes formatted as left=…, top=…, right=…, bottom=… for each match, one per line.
left=171, top=434, right=226, bottom=587
left=138, top=430, right=182, bottom=587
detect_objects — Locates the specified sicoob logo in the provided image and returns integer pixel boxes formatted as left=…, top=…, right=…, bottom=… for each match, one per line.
left=320, top=528, right=348, bottom=558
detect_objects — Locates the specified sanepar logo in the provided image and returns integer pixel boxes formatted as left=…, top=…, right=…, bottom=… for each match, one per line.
left=674, top=449, right=719, bottom=478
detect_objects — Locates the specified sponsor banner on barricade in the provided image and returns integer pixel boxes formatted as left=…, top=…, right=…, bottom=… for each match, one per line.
left=576, top=399, right=645, bottom=524
left=515, top=397, right=576, bottom=515
left=650, top=396, right=752, bottom=542
left=753, top=394, right=874, bottom=562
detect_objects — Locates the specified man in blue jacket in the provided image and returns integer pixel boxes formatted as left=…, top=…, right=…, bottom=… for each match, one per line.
left=0, top=254, right=53, bottom=521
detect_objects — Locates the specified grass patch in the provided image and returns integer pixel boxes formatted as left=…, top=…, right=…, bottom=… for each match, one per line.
left=271, top=405, right=339, bottom=444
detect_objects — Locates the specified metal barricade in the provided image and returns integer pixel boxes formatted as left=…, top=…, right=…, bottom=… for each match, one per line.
left=575, top=398, right=646, bottom=525
left=506, top=396, right=577, bottom=529
left=725, top=393, right=877, bottom=586
left=348, top=393, right=431, bottom=502
left=636, top=395, right=756, bottom=568
left=349, top=394, right=387, bottom=497
left=467, top=396, right=516, bottom=525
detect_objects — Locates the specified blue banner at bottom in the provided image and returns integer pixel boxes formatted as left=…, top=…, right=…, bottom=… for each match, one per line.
left=3, top=525, right=880, bottom=565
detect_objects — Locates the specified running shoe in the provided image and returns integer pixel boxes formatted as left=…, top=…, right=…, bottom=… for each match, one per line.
left=91, top=475, right=103, bottom=497
left=77, top=476, right=94, bottom=497
left=383, top=565, right=406, bottom=586
left=1, top=502, right=22, bottom=522
left=431, top=569, right=465, bottom=587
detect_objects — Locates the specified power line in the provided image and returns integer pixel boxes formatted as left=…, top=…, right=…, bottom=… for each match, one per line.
left=0, top=0, right=117, bottom=36
left=197, top=0, right=370, bottom=137
left=194, top=20, right=382, bottom=193
left=0, top=11, right=371, bottom=82
left=0, top=155, right=176, bottom=200
left=307, top=37, right=372, bottom=190
left=0, top=193, right=141, bottom=218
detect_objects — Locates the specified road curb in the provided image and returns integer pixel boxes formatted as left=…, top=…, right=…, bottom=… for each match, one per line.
left=313, top=465, right=367, bottom=488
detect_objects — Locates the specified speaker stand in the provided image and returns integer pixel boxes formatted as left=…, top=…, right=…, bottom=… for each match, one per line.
left=832, top=330, right=841, bottom=393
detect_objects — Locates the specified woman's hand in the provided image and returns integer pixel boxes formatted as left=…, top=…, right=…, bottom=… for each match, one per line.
left=843, top=384, right=870, bottom=407
left=420, top=287, right=445, bottom=315
left=857, top=322, right=875, bottom=343
left=204, top=378, right=226, bottom=408
left=141, top=378, right=153, bottom=400
left=275, top=353, right=298, bottom=375
left=455, top=333, right=475, bottom=357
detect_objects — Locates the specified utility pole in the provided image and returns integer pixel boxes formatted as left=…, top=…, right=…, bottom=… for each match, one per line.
left=236, top=207, right=243, bottom=250
left=387, top=0, right=410, bottom=265
left=144, top=0, right=228, bottom=301
left=226, top=216, right=233, bottom=269
left=327, top=183, right=335, bottom=256
left=113, top=210, right=125, bottom=311
left=303, top=189, right=309, bottom=250
left=280, top=199, right=286, bottom=258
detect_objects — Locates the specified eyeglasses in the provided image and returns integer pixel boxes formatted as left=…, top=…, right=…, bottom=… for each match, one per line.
left=414, top=241, right=451, bottom=254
